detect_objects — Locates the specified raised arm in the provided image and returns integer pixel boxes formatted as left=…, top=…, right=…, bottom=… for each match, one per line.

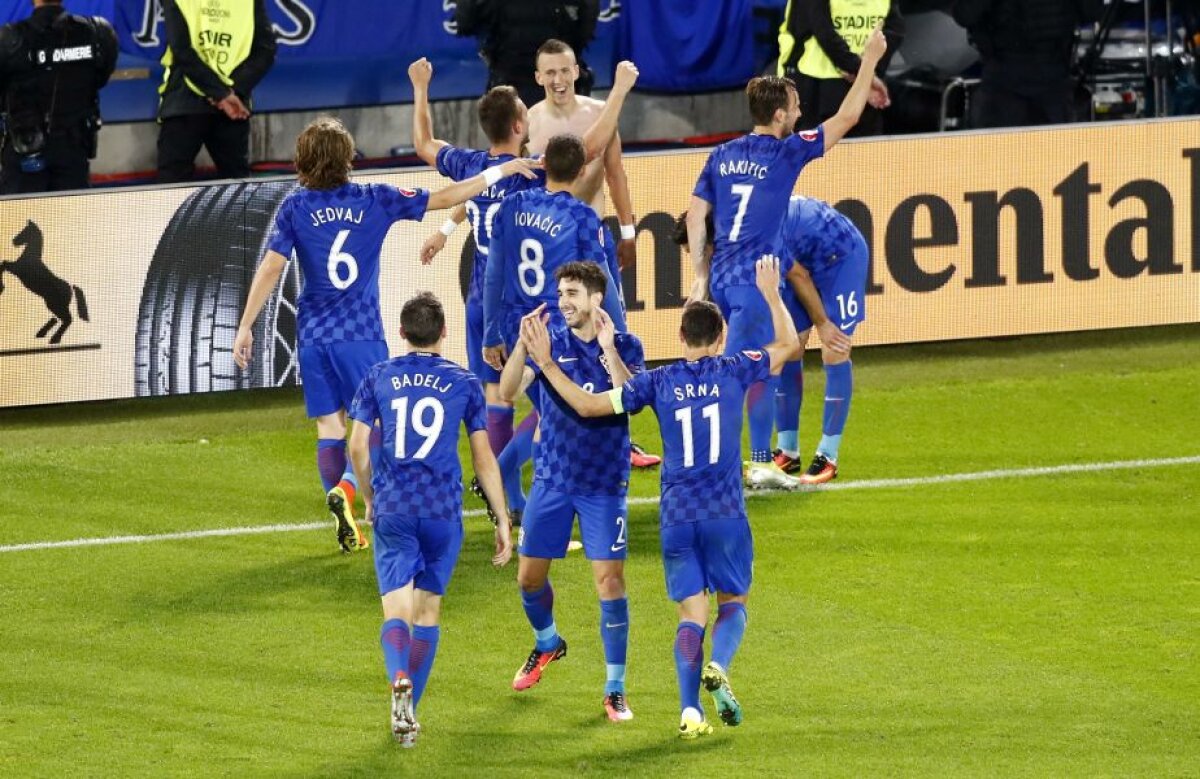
left=521, top=313, right=616, bottom=418
left=233, top=250, right=288, bottom=369
left=819, top=24, right=887, bottom=151
left=427, top=157, right=538, bottom=211
left=468, top=430, right=513, bottom=566
left=755, top=256, right=800, bottom=374
left=605, top=135, right=637, bottom=270
left=686, top=196, right=713, bottom=302
left=581, top=61, right=639, bottom=162
left=408, top=58, right=449, bottom=166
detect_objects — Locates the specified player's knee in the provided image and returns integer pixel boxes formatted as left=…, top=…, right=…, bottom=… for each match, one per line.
left=822, top=345, right=851, bottom=365
left=517, top=569, right=548, bottom=592
left=594, top=571, right=626, bottom=600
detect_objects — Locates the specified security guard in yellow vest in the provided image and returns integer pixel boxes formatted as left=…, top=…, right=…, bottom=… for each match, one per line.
left=777, top=0, right=903, bottom=136
left=157, top=0, right=276, bottom=182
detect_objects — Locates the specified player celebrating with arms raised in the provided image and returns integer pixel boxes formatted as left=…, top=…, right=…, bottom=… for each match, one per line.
left=686, top=23, right=885, bottom=489
left=234, top=117, right=536, bottom=553
left=520, top=257, right=799, bottom=738
left=347, top=292, right=512, bottom=747
left=498, top=261, right=644, bottom=722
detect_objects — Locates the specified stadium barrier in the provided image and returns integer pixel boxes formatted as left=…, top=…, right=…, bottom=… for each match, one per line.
left=1, top=118, right=1197, bottom=408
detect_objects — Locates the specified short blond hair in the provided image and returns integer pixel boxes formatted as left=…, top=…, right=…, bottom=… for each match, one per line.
left=295, top=117, right=354, bottom=190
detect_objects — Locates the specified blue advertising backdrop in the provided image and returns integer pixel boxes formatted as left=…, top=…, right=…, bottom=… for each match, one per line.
left=1, top=1, right=755, bottom=122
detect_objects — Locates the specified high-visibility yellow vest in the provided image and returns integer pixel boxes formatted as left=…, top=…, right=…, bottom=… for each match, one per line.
left=797, top=0, right=889, bottom=80
left=160, top=0, right=256, bottom=97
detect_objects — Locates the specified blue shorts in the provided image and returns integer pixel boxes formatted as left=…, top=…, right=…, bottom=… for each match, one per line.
left=518, top=482, right=628, bottom=560
left=784, top=246, right=869, bottom=337
left=466, top=298, right=501, bottom=384
left=712, top=284, right=772, bottom=355
left=298, top=340, right=388, bottom=418
left=373, top=514, right=464, bottom=596
left=660, top=517, right=753, bottom=601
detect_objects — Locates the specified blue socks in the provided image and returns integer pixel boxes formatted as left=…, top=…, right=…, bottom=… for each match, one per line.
left=380, top=619, right=411, bottom=684
left=316, top=438, right=346, bottom=492
left=499, top=411, right=538, bottom=512
left=775, top=359, right=804, bottom=456
left=599, top=598, right=629, bottom=694
left=747, top=375, right=780, bottom=462
left=409, top=625, right=440, bottom=712
left=819, top=361, right=853, bottom=461
left=522, top=581, right=560, bottom=651
left=674, top=621, right=706, bottom=713
left=711, top=602, right=747, bottom=672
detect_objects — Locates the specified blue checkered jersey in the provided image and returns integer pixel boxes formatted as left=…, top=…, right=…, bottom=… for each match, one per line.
left=483, top=189, right=625, bottom=345
left=267, top=183, right=430, bottom=347
left=348, top=352, right=486, bottom=521
left=693, top=128, right=824, bottom=291
left=616, top=352, right=771, bottom=524
left=435, top=146, right=547, bottom=303
left=534, top=329, right=644, bottom=496
left=781, top=196, right=866, bottom=276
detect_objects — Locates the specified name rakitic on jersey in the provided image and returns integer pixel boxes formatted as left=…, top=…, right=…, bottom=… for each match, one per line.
left=390, top=373, right=454, bottom=393
left=672, top=382, right=721, bottom=402
left=515, top=211, right=563, bottom=237
left=718, top=160, right=768, bottom=180
left=309, top=207, right=365, bottom=228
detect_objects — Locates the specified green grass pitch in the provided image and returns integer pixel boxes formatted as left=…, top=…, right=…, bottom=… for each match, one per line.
left=1, top=325, right=1197, bottom=777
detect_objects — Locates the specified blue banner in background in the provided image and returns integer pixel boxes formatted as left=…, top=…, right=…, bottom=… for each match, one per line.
left=1, top=0, right=748, bottom=123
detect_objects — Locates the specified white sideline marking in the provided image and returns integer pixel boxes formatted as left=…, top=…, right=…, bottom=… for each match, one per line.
left=3, top=456, right=1197, bottom=555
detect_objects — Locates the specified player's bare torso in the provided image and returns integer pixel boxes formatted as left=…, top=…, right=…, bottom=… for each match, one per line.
left=527, top=96, right=609, bottom=214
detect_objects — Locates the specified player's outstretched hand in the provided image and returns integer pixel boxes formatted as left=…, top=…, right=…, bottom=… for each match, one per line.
left=420, top=232, right=447, bottom=265
left=408, top=57, right=433, bottom=88
left=754, top=254, right=782, bottom=296
left=612, top=60, right=639, bottom=95
left=594, top=307, right=616, bottom=351
left=520, top=310, right=553, bottom=368
left=233, top=325, right=253, bottom=369
left=492, top=518, right=513, bottom=567
left=817, top=320, right=853, bottom=355
left=483, top=344, right=508, bottom=371
left=863, top=23, right=887, bottom=64
left=499, top=157, right=542, bottom=181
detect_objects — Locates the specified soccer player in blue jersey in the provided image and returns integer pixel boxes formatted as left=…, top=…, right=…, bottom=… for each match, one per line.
left=347, top=292, right=513, bottom=747
left=773, top=196, right=864, bottom=484
left=686, top=24, right=885, bottom=491
left=233, top=117, right=536, bottom=552
left=497, top=261, right=643, bottom=721
left=481, top=133, right=629, bottom=525
left=409, top=58, right=640, bottom=528
left=520, top=256, right=799, bottom=738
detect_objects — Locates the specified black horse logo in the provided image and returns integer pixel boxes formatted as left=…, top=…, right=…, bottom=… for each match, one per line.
left=0, top=220, right=90, bottom=345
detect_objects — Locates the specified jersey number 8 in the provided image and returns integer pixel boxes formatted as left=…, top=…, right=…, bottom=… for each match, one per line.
left=518, top=238, right=545, bottom=296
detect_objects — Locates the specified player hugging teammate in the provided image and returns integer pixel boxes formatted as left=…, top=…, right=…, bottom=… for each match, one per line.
left=236, top=25, right=886, bottom=745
